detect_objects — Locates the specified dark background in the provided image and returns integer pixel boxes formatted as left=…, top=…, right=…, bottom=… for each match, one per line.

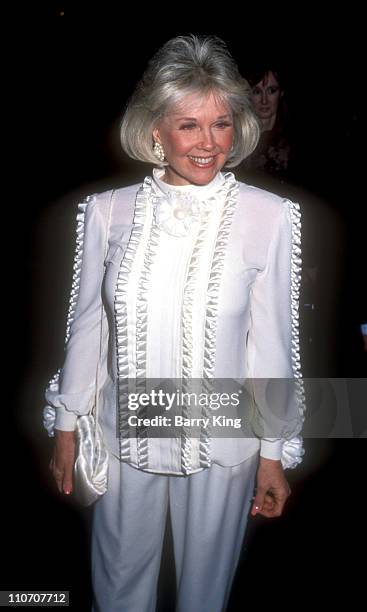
left=4, top=4, right=366, bottom=610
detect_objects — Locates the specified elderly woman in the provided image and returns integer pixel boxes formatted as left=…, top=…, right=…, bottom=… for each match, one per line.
left=44, top=35, right=305, bottom=612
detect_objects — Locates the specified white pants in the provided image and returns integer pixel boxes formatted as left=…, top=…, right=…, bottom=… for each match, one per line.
left=91, top=452, right=258, bottom=612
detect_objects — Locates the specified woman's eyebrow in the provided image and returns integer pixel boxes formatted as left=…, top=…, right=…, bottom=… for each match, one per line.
left=174, top=114, right=232, bottom=121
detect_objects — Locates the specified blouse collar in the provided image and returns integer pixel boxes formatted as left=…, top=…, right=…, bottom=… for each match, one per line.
left=152, top=167, right=226, bottom=200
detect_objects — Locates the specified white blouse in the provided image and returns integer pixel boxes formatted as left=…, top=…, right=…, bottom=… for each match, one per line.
left=44, top=169, right=305, bottom=474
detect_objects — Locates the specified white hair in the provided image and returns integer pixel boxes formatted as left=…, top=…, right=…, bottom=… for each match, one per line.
left=120, top=35, right=260, bottom=167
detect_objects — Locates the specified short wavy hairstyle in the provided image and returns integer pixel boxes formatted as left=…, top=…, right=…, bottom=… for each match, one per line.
left=120, top=35, right=260, bottom=168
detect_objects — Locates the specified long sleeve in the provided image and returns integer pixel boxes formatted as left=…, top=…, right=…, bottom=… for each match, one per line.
left=43, top=193, right=108, bottom=435
left=246, top=198, right=306, bottom=467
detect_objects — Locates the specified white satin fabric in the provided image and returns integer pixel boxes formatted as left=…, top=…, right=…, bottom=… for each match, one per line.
left=73, top=414, right=109, bottom=506
left=44, top=169, right=305, bottom=474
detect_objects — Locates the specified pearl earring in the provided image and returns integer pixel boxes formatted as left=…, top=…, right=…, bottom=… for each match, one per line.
left=153, top=141, right=165, bottom=162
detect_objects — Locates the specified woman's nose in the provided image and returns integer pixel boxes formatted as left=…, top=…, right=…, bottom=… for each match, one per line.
left=261, top=90, right=268, bottom=104
left=198, top=128, right=215, bottom=149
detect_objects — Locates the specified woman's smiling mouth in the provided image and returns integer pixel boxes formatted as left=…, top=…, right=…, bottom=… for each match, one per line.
left=188, top=155, right=216, bottom=167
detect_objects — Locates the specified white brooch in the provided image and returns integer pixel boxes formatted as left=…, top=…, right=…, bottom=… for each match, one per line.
left=154, top=192, right=208, bottom=237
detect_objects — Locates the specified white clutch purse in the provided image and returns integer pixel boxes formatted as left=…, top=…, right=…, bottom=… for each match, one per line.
left=73, top=414, right=109, bottom=506
left=44, top=375, right=109, bottom=507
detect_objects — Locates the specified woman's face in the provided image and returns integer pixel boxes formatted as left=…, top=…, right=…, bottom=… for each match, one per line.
left=152, top=91, right=234, bottom=186
left=250, top=71, right=282, bottom=125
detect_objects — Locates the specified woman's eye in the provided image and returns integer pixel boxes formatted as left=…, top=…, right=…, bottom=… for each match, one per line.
left=179, top=123, right=197, bottom=130
left=252, top=87, right=261, bottom=96
left=268, top=87, right=279, bottom=94
left=215, top=122, right=232, bottom=129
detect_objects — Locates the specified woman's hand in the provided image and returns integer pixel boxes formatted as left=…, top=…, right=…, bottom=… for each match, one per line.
left=49, top=429, right=76, bottom=495
left=251, top=457, right=291, bottom=518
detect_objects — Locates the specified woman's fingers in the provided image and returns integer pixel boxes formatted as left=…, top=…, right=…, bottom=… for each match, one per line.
left=252, top=458, right=291, bottom=518
left=51, top=459, right=73, bottom=495
left=50, top=432, right=76, bottom=495
left=250, top=485, right=266, bottom=516
left=62, top=463, right=74, bottom=495
left=255, top=488, right=290, bottom=517
left=51, top=458, right=65, bottom=493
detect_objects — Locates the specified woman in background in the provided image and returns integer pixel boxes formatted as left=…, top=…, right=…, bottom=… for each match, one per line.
left=244, top=64, right=291, bottom=176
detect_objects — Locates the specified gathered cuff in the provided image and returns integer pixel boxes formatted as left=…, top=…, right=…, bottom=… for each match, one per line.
left=54, top=408, right=78, bottom=432
left=281, top=436, right=305, bottom=469
left=260, top=438, right=283, bottom=460
left=43, top=372, right=95, bottom=436
left=259, top=436, right=305, bottom=469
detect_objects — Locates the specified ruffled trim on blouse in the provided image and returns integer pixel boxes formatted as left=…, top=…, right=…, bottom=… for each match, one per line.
left=134, top=209, right=162, bottom=469
left=43, top=196, right=95, bottom=437
left=202, top=173, right=239, bottom=378
left=281, top=200, right=306, bottom=469
left=282, top=435, right=304, bottom=470
left=180, top=207, right=211, bottom=473
left=43, top=372, right=60, bottom=436
left=114, top=177, right=151, bottom=462
left=181, top=172, right=239, bottom=472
